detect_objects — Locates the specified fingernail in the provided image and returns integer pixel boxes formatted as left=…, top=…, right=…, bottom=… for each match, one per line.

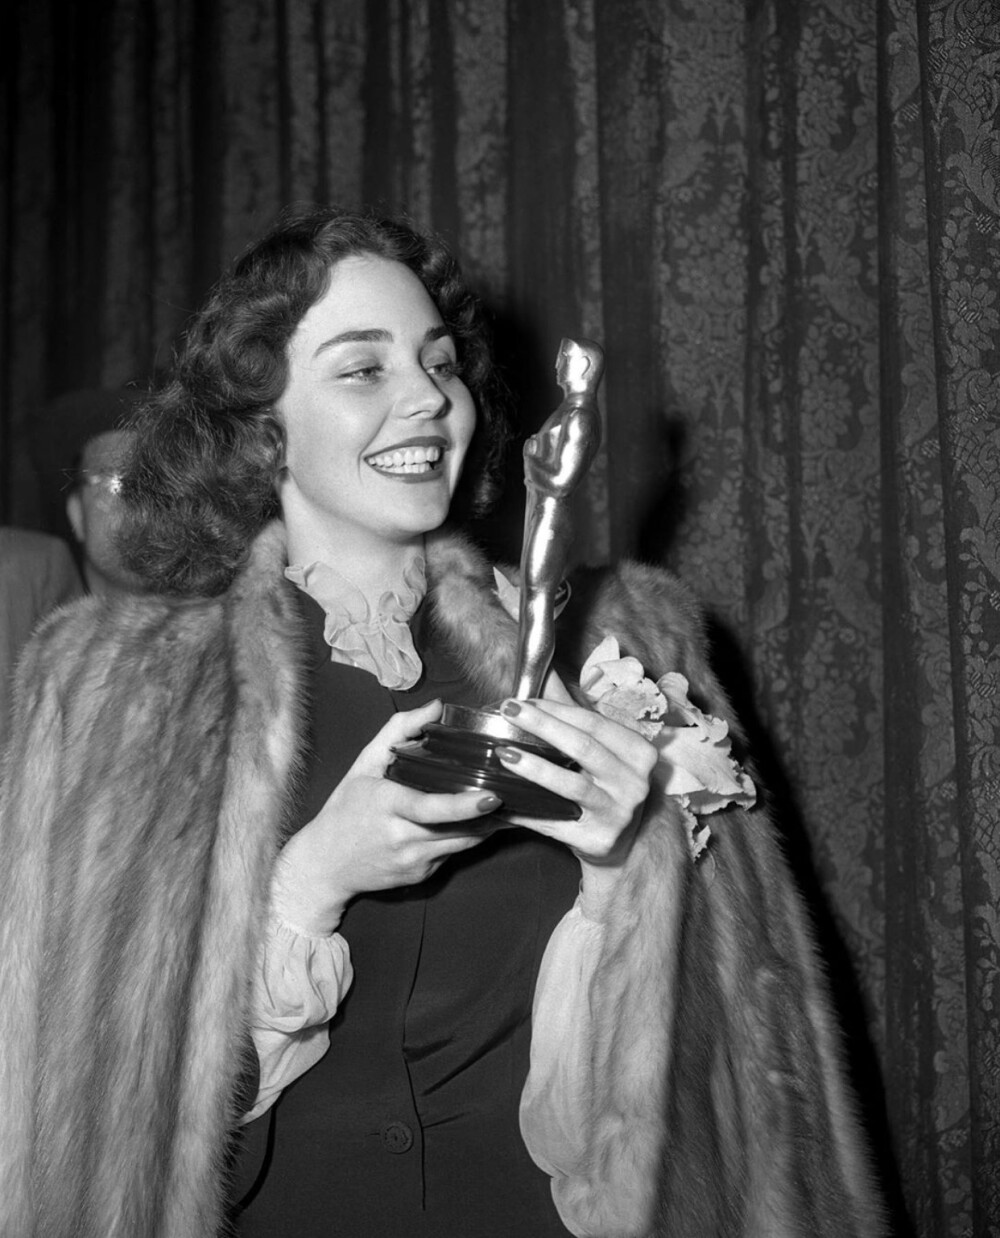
left=501, top=699, right=521, bottom=717
left=496, top=746, right=521, bottom=765
left=477, top=794, right=502, bottom=812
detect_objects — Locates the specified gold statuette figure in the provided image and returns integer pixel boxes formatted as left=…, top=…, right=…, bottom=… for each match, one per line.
left=513, top=337, right=604, bottom=699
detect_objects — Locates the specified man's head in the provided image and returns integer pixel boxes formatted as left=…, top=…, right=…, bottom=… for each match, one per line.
left=66, top=428, right=146, bottom=596
left=27, top=387, right=147, bottom=596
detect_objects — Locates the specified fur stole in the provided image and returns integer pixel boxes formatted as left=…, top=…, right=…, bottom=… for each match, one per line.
left=0, top=522, right=884, bottom=1237
left=427, top=529, right=885, bottom=1237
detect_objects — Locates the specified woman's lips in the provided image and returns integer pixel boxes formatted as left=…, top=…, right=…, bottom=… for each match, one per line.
left=366, top=437, right=447, bottom=478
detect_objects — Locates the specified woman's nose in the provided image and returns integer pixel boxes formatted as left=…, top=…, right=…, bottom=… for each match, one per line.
left=394, top=366, right=448, bottom=419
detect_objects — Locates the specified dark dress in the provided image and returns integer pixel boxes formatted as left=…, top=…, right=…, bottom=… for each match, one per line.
left=233, top=595, right=579, bottom=1236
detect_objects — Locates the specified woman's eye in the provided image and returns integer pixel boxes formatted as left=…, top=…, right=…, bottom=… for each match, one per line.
left=341, top=363, right=382, bottom=381
left=426, top=357, right=462, bottom=379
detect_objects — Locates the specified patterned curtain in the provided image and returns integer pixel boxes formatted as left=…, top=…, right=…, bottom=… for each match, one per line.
left=2, top=1, right=998, bottom=1233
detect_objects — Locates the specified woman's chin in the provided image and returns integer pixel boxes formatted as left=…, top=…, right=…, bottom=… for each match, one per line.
left=373, top=507, right=452, bottom=544
left=388, top=485, right=457, bottom=534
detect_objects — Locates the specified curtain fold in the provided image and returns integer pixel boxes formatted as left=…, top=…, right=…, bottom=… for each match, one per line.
left=916, top=5, right=1000, bottom=1232
left=3, top=0, right=998, bottom=1233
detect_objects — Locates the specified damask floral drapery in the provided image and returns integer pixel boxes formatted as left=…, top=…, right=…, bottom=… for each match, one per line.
left=2, top=1, right=997, bottom=1234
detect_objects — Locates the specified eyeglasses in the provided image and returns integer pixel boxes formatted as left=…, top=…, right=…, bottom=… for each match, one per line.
left=76, top=469, right=125, bottom=496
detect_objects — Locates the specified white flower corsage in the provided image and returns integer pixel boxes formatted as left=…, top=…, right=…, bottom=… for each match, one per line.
left=580, top=636, right=756, bottom=860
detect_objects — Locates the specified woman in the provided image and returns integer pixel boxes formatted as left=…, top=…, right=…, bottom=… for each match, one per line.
left=0, top=207, right=884, bottom=1238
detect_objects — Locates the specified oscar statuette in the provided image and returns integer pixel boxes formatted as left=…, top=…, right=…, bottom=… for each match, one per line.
left=386, top=337, right=604, bottom=819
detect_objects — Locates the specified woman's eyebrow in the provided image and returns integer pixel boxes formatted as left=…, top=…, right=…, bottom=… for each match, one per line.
left=313, top=328, right=390, bottom=357
left=313, top=324, right=451, bottom=358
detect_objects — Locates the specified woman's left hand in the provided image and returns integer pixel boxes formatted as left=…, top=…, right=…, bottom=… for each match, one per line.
left=495, top=677, right=658, bottom=896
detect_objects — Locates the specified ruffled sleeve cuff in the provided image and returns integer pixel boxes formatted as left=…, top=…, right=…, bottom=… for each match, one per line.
left=241, top=913, right=354, bottom=1124
left=254, top=914, right=353, bottom=1032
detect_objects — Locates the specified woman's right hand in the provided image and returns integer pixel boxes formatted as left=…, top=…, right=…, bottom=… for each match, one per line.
left=272, top=699, right=499, bottom=934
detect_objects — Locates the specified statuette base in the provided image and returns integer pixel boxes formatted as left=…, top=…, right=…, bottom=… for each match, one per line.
left=387, top=703, right=582, bottom=820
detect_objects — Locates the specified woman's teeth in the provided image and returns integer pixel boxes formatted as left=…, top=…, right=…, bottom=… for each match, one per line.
left=367, top=444, right=443, bottom=475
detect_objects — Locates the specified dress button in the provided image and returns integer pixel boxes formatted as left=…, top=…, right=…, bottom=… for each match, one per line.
left=379, top=1119, right=414, bottom=1154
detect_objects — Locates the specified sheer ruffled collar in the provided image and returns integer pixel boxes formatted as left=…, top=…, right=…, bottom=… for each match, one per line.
left=284, top=553, right=426, bottom=690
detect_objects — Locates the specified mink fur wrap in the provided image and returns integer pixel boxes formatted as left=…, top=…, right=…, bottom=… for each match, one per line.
left=0, top=522, right=884, bottom=1238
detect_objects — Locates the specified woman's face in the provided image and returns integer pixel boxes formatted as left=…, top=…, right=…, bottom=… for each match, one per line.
left=277, top=253, right=476, bottom=551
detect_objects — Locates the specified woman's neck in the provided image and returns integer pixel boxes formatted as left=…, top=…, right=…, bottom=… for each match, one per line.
left=282, top=510, right=422, bottom=600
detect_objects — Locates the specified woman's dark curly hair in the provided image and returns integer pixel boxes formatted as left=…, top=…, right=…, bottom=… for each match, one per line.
left=121, top=205, right=510, bottom=595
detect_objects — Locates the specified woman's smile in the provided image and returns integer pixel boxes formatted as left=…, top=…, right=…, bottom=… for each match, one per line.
left=365, top=434, right=447, bottom=478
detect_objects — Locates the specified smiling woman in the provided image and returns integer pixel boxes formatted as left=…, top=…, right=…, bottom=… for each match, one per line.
left=0, top=206, right=885, bottom=1238
left=276, top=253, right=476, bottom=578
left=118, top=207, right=506, bottom=599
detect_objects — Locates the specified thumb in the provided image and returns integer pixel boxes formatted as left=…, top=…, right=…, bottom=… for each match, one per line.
left=353, top=698, right=443, bottom=775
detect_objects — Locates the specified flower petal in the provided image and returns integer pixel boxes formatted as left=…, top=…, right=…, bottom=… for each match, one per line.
left=578, top=637, right=757, bottom=862
left=656, top=671, right=730, bottom=741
